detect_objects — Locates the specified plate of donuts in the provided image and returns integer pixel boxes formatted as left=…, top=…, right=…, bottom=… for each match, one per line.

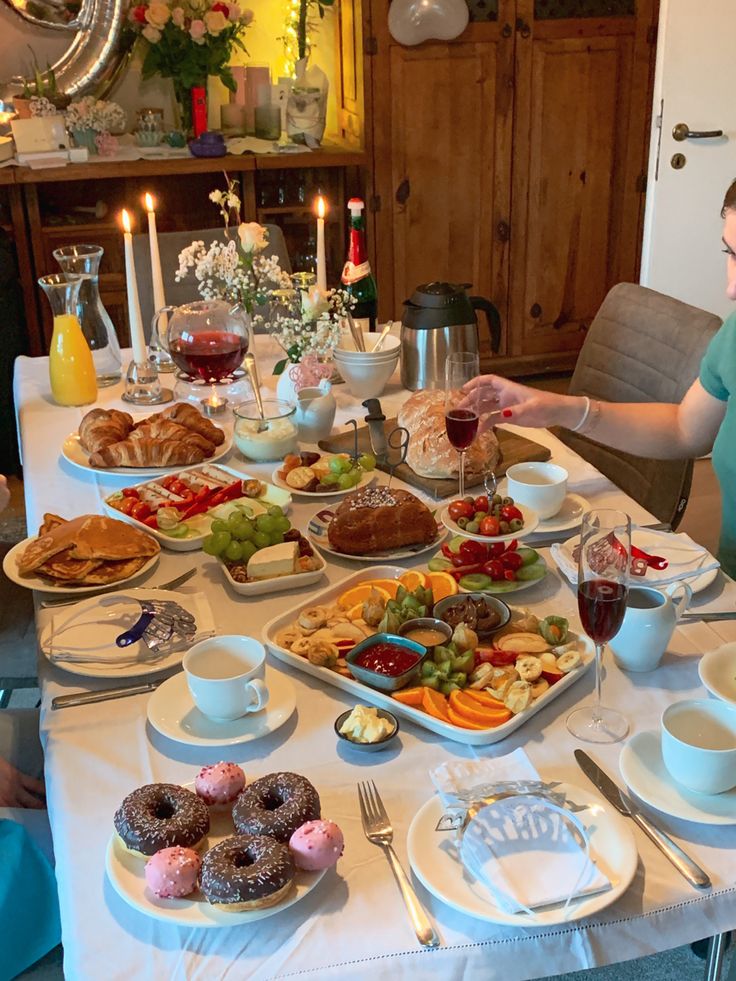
left=106, top=768, right=342, bottom=927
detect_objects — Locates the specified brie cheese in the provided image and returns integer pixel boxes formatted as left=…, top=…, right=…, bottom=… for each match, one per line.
left=247, top=541, right=298, bottom=580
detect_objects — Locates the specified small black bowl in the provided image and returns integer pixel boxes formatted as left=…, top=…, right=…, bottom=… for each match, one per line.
left=334, top=707, right=400, bottom=752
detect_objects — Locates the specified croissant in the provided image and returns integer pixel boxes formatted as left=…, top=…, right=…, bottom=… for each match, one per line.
left=158, top=402, right=226, bottom=446
left=89, top=438, right=207, bottom=468
left=78, top=408, right=133, bottom=454
left=130, top=420, right=216, bottom=457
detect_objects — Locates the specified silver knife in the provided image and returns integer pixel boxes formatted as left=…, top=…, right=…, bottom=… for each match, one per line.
left=680, top=612, right=736, bottom=622
left=51, top=676, right=169, bottom=710
left=574, top=749, right=711, bottom=889
left=39, top=568, right=197, bottom=610
left=362, top=398, right=389, bottom=466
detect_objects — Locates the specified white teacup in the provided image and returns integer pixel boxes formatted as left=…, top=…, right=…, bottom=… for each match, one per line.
left=294, top=380, right=337, bottom=443
left=506, top=462, right=568, bottom=520
left=183, top=636, right=269, bottom=721
left=661, top=699, right=736, bottom=795
left=609, top=582, right=692, bottom=672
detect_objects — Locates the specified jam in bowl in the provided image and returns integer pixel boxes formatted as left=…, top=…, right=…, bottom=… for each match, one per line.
left=346, top=633, right=427, bottom=692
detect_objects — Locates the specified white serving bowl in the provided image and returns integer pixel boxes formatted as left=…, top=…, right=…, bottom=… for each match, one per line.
left=336, top=332, right=401, bottom=358
left=333, top=349, right=399, bottom=399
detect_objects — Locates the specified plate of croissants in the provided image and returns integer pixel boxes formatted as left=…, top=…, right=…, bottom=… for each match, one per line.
left=63, top=404, right=231, bottom=476
left=3, top=513, right=160, bottom=593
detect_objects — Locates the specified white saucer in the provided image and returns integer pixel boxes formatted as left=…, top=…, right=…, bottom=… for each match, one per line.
left=698, top=643, right=736, bottom=705
left=533, top=493, right=590, bottom=534
left=619, top=731, right=736, bottom=825
left=147, top=668, right=296, bottom=746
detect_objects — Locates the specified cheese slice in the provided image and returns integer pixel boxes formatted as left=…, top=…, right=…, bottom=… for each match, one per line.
left=247, top=541, right=299, bottom=580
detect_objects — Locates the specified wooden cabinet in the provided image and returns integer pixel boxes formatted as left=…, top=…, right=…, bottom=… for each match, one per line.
left=367, top=0, right=659, bottom=374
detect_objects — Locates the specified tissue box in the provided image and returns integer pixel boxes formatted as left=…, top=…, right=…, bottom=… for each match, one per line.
left=10, top=116, right=68, bottom=154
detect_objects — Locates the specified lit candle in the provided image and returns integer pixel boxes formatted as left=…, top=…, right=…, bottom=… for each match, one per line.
left=144, top=192, right=167, bottom=340
left=316, top=196, right=327, bottom=292
left=120, top=209, right=147, bottom=365
left=201, top=384, right=228, bottom=417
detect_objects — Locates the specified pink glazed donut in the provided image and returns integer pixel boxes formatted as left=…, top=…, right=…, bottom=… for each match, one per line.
left=195, top=763, right=246, bottom=806
left=289, top=820, right=345, bottom=871
left=145, top=846, right=201, bottom=898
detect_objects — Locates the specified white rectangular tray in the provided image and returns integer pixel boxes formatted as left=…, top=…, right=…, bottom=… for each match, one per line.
left=218, top=547, right=327, bottom=596
left=263, top=565, right=593, bottom=746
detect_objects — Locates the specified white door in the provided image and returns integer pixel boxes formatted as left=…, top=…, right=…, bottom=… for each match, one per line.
left=640, top=0, right=735, bottom=320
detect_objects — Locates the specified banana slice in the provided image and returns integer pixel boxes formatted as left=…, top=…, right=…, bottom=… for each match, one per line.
left=515, top=655, right=543, bottom=681
left=504, top=680, right=533, bottom=714
left=275, top=626, right=303, bottom=649
left=558, top=650, right=582, bottom=673
left=285, top=465, right=317, bottom=489
left=539, top=652, right=558, bottom=669
left=488, top=666, right=519, bottom=698
left=531, top=678, right=550, bottom=699
left=298, top=606, right=328, bottom=631
left=291, top=637, right=312, bottom=655
left=468, top=662, right=493, bottom=689
left=552, top=640, right=579, bottom=657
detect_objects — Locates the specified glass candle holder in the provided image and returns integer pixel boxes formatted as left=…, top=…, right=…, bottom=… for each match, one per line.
left=254, top=105, right=282, bottom=141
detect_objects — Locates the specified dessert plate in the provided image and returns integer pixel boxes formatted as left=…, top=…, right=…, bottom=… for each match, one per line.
left=307, top=508, right=445, bottom=563
left=439, top=503, right=539, bottom=544
left=106, top=790, right=325, bottom=927
left=407, top=781, right=637, bottom=926
left=62, top=429, right=232, bottom=479
left=146, top=668, right=296, bottom=747
left=270, top=465, right=375, bottom=498
left=2, top=539, right=158, bottom=595
left=698, top=642, right=736, bottom=705
left=619, top=731, right=736, bottom=825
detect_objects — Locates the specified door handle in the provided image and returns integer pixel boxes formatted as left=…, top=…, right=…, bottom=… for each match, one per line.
left=672, top=123, right=723, bottom=142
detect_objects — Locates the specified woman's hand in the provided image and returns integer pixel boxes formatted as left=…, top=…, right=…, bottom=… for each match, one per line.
left=0, top=756, right=45, bottom=809
left=0, top=475, right=9, bottom=513
left=461, top=374, right=585, bottom=432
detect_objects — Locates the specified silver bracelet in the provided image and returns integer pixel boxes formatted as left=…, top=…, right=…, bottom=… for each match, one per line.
left=571, top=396, right=591, bottom=432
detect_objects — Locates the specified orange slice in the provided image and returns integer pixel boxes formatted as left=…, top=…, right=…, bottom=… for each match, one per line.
left=426, top=571, right=459, bottom=602
left=446, top=705, right=490, bottom=730
left=362, top=578, right=401, bottom=599
left=463, top=688, right=508, bottom=709
left=346, top=602, right=364, bottom=621
left=392, top=686, right=424, bottom=707
left=337, top=583, right=391, bottom=608
left=422, top=686, right=451, bottom=722
left=449, top=690, right=512, bottom=726
left=399, top=570, right=428, bottom=591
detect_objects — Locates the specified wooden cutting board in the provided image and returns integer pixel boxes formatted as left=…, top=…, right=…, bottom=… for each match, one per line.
left=318, top=419, right=551, bottom=499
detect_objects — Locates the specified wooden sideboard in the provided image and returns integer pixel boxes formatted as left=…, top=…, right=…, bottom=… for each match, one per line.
left=5, top=147, right=366, bottom=355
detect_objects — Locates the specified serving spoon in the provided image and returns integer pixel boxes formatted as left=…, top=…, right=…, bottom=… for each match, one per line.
left=244, top=353, right=268, bottom=432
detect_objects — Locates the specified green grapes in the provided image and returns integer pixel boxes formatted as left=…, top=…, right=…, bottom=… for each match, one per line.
left=224, top=540, right=244, bottom=562
left=358, top=453, right=376, bottom=471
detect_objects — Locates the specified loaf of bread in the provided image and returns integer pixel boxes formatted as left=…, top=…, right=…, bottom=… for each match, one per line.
left=397, top=389, right=500, bottom=479
left=327, top=486, right=437, bottom=555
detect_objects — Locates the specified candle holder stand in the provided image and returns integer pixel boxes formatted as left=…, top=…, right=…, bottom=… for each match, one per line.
left=172, top=369, right=252, bottom=417
left=122, top=359, right=173, bottom=405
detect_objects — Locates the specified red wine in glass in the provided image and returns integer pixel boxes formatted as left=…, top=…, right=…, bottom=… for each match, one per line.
left=577, top=579, right=627, bottom=644
left=445, top=409, right=479, bottom=450
left=169, top=331, right=248, bottom=382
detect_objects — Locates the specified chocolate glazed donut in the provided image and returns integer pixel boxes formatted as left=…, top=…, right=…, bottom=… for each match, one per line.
left=233, top=772, right=321, bottom=842
left=200, top=835, right=295, bottom=910
left=114, top=783, right=210, bottom=857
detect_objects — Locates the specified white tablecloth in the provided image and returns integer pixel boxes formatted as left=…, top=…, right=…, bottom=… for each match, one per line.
left=12, top=343, right=736, bottom=981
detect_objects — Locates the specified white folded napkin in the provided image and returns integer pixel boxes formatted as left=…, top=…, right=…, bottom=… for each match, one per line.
left=42, top=592, right=215, bottom=666
left=429, top=751, right=610, bottom=915
left=551, top=529, right=720, bottom=587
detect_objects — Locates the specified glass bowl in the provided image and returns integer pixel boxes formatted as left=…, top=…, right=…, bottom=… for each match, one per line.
left=233, top=398, right=298, bottom=462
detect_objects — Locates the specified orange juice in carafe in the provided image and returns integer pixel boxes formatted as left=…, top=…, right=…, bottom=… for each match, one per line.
left=49, top=313, right=97, bottom=406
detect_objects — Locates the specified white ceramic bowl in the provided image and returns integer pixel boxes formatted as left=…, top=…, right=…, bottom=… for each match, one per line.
left=661, top=699, right=736, bottom=795
left=333, top=349, right=400, bottom=366
left=506, top=462, right=569, bottom=520
left=337, top=331, right=400, bottom=356
left=333, top=350, right=399, bottom=399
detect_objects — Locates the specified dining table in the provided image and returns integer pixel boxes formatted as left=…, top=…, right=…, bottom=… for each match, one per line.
left=11, top=335, right=736, bottom=981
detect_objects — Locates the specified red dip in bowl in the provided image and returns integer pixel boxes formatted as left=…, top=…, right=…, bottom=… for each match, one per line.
left=353, top=642, right=422, bottom=678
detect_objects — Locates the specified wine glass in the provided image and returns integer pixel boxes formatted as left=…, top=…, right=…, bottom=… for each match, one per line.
left=445, top=351, right=480, bottom=497
left=567, top=508, right=631, bottom=744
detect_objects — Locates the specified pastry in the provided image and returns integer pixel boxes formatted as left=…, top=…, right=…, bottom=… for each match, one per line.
left=89, top=438, right=208, bottom=469
left=194, top=763, right=246, bottom=806
left=113, top=783, right=210, bottom=858
left=144, top=846, right=201, bottom=898
left=78, top=408, right=133, bottom=454
left=232, top=772, right=321, bottom=843
left=289, top=820, right=344, bottom=871
left=157, top=402, right=226, bottom=446
left=129, top=420, right=216, bottom=457
left=200, top=834, right=295, bottom=910
left=327, top=486, right=437, bottom=555
left=397, top=389, right=500, bottom=479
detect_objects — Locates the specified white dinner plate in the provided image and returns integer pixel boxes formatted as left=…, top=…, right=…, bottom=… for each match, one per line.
left=619, top=731, right=736, bottom=825
left=407, top=781, right=638, bottom=926
left=62, top=428, right=232, bottom=478
left=38, top=588, right=208, bottom=679
left=2, top=538, right=159, bottom=595
left=698, top=642, right=736, bottom=705
left=146, top=669, right=296, bottom=747
left=271, top=464, right=375, bottom=498
left=105, top=783, right=325, bottom=927
left=439, top=503, right=539, bottom=544
left=307, top=508, right=445, bottom=563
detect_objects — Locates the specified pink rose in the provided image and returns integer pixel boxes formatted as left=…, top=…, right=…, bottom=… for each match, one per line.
left=203, top=9, right=227, bottom=35
left=189, top=18, right=206, bottom=41
left=240, top=7, right=253, bottom=25
left=171, top=6, right=185, bottom=27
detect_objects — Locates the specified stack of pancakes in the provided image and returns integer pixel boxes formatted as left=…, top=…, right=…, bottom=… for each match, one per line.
left=18, top=514, right=160, bottom=586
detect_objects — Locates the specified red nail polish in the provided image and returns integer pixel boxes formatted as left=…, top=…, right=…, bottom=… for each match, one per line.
left=502, top=409, right=512, bottom=418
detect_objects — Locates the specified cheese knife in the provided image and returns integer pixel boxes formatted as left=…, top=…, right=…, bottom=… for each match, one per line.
left=574, top=749, right=711, bottom=889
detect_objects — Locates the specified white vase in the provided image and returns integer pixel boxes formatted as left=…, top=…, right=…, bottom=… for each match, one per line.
left=276, top=363, right=300, bottom=404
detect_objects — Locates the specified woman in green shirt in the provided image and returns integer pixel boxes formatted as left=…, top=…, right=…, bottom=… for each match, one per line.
left=463, top=179, right=736, bottom=578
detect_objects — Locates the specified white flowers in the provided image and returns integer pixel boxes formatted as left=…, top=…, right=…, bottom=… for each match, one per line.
left=301, top=285, right=329, bottom=321
left=28, top=96, right=58, bottom=118
left=65, top=97, right=126, bottom=134
left=238, top=222, right=268, bottom=253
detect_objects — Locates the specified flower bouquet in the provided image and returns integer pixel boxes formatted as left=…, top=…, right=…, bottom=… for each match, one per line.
left=127, top=1, right=254, bottom=132
left=65, top=98, right=127, bottom=155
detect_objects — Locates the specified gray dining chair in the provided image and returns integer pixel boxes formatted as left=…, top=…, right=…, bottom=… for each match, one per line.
left=554, top=283, right=722, bottom=530
left=132, top=224, right=292, bottom=340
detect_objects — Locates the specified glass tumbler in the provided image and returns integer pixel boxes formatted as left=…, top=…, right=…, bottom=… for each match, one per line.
left=53, top=244, right=122, bottom=386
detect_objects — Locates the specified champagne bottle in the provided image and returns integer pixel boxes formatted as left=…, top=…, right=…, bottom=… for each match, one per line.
left=341, top=198, right=378, bottom=332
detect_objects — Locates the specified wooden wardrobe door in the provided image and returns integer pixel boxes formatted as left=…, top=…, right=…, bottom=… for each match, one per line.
left=508, top=0, right=658, bottom=370
left=370, top=4, right=516, bottom=356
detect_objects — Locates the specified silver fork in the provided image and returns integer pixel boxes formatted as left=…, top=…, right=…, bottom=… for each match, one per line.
left=357, top=781, right=441, bottom=948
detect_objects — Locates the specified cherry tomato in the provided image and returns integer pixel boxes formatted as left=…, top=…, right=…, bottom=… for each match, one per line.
left=504, top=570, right=516, bottom=581
left=473, top=495, right=489, bottom=513
left=160, top=475, right=177, bottom=489
left=144, top=514, right=159, bottom=529
left=131, top=501, right=152, bottom=522
left=449, top=500, right=474, bottom=522
left=459, top=539, right=487, bottom=564
left=500, top=551, right=523, bottom=571
left=121, top=487, right=139, bottom=498
left=483, top=559, right=505, bottom=581
left=170, top=480, right=190, bottom=497
left=487, top=541, right=506, bottom=558
left=500, top=504, right=523, bottom=523
left=480, top=515, right=500, bottom=537
left=118, top=497, right=137, bottom=516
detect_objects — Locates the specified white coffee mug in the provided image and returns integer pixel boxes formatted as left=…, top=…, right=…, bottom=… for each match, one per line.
left=294, top=380, right=336, bottom=443
left=609, top=582, right=692, bottom=672
left=183, top=635, right=269, bottom=721
left=505, top=462, right=568, bottom=520
left=661, top=699, right=736, bottom=794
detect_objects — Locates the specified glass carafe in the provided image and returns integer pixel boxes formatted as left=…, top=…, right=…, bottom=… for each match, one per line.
left=39, top=274, right=97, bottom=406
left=153, top=299, right=252, bottom=382
left=53, top=244, right=122, bottom=386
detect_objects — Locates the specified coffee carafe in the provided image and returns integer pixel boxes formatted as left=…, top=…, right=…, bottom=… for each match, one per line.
left=400, top=282, right=500, bottom=391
